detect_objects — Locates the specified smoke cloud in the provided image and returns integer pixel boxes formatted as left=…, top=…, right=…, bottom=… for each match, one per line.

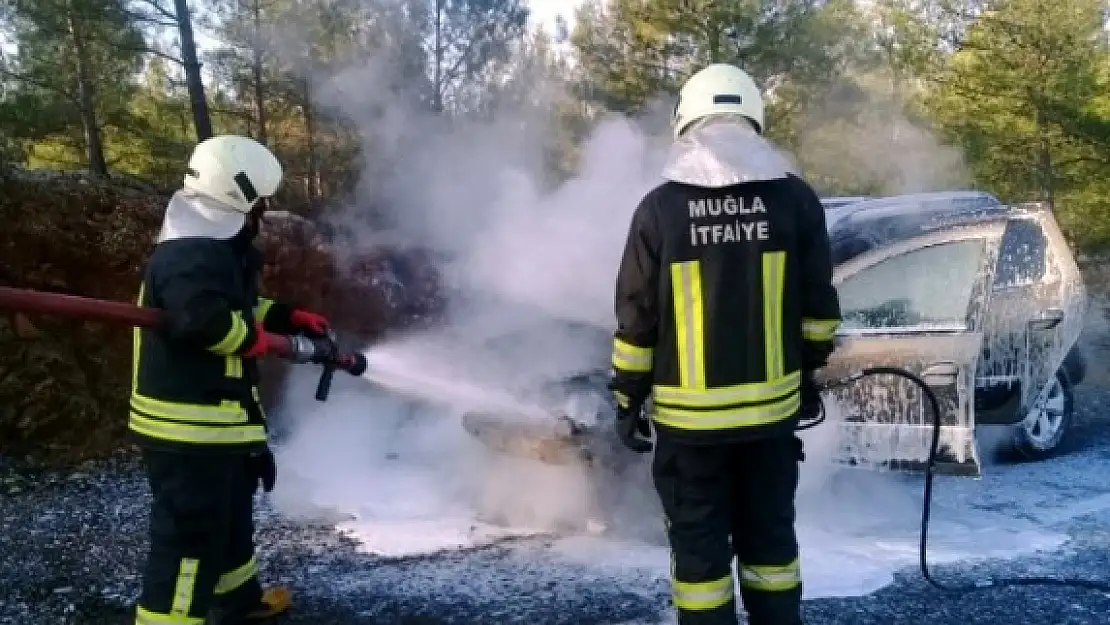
left=266, top=27, right=970, bottom=552
left=268, top=47, right=672, bottom=540
left=790, top=78, right=972, bottom=195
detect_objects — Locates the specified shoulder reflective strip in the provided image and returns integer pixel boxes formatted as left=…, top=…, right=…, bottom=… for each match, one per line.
left=131, top=395, right=247, bottom=424
left=210, top=312, right=249, bottom=355
left=670, top=260, right=706, bottom=389
left=653, top=370, right=800, bottom=408
left=671, top=574, right=735, bottom=611
left=763, top=251, right=786, bottom=381
left=612, top=337, right=654, bottom=372
left=170, top=557, right=199, bottom=617
left=214, top=556, right=259, bottom=595
left=254, top=297, right=275, bottom=322
left=739, top=558, right=802, bottom=592
left=135, top=606, right=204, bottom=625
left=129, top=413, right=267, bottom=444
left=652, top=390, right=800, bottom=430
left=226, top=355, right=243, bottom=379
left=803, top=318, right=840, bottom=342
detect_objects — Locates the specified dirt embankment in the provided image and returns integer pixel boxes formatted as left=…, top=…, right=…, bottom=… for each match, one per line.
left=0, top=169, right=443, bottom=467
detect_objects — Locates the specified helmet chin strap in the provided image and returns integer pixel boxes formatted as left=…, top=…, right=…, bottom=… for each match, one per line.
left=243, top=199, right=269, bottom=238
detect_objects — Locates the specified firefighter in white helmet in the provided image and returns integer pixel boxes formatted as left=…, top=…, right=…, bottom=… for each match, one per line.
left=132, top=135, right=331, bottom=625
left=608, top=64, right=842, bottom=625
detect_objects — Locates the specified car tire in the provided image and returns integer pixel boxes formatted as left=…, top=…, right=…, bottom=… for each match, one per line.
left=1011, top=368, right=1074, bottom=461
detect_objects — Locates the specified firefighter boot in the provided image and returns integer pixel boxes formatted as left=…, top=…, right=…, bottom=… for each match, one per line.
left=244, top=587, right=292, bottom=621
left=208, top=587, right=292, bottom=625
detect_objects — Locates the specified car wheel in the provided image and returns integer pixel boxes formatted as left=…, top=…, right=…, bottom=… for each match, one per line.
left=1011, top=369, right=1074, bottom=460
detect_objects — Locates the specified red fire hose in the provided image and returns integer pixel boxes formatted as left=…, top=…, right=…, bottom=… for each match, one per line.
left=0, top=286, right=367, bottom=401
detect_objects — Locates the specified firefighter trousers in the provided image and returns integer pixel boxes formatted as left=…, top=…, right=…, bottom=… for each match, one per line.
left=135, top=448, right=264, bottom=625
left=652, top=433, right=805, bottom=625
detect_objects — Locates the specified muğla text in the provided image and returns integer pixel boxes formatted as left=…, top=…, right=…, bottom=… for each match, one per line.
left=687, top=195, right=769, bottom=247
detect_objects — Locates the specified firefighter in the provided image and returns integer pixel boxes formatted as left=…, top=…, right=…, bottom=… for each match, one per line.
left=608, top=64, right=841, bottom=625
left=131, top=135, right=332, bottom=625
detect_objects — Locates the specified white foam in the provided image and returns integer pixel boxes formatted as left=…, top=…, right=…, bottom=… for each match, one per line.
left=272, top=369, right=1068, bottom=600
left=271, top=368, right=593, bottom=557
left=547, top=468, right=1067, bottom=600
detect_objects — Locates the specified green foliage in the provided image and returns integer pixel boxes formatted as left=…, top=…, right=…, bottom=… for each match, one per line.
left=0, top=0, right=1107, bottom=246
left=1, top=0, right=146, bottom=172
left=927, top=0, right=1110, bottom=246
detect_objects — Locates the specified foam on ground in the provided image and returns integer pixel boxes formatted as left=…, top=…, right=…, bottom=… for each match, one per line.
left=271, top=368, right=1070, bottom=599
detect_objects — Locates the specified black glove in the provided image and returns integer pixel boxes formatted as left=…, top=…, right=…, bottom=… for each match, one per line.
left=608, top=374, right=653, bottom=453
left=248, top=447, right=277, bottom=493
left=799, top=370, right=822, bottom=423
left=616, top=402, right=654, bottom=453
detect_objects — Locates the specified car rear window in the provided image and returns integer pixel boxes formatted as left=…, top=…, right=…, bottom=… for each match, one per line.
left=993, top=219, right=1047, bottom=288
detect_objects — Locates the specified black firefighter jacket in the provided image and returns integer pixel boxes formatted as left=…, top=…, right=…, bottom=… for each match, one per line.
left=611, top=174, right=842, bottom=444
left=130, top=231, right=297, bottom=452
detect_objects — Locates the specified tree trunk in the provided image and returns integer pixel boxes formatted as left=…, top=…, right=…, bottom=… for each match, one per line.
left=889, top=52, right=903, bottom=190
left=174, top=0, right=214, bottom=141
left=65, top=1, right=108, bottom=177
left=1035, top=108, right=1055, bottom=209
left=301, top=77, right=318, bottom=200
left=433, top=0, right=444, bottom=113
left=251, top=0, right=268, bottom=144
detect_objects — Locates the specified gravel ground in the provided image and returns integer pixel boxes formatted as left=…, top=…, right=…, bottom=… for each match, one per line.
left=4, top=390, right=1110, bottom=625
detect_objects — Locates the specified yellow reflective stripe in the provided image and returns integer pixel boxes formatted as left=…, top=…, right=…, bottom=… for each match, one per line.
left=803, top=318, right=840, bottom=342
left=612, top=337, right=654, bottom=373
left=739, top=557, right=802, bottom=591
left=654, top=371, right=800, bottom=409
left=210, top=312, right=249, bottom=355
left=653, top=390, right=800, bottom=430
left=135, top=606, right=204, bottom=625
left=170, top=558, right=199, bottom=616
left=762, top=251, right=786, bottom=380
left=225, top=355, right=243, bottom=379
left=214, top=556, right=259, bottom=595
left=672, top=574, right=735, bottom=611
left=612, top=389, right=631, bottom=409
left=252, top=386, right=267, bottom=419
left=671, top=260, right=706, bottom=389
left=130, top=395, right=247, bottom=424
left=253, top=297, right=275, bottom=323
left=129, top=413, right=267, bottom=444
left=133, top=285, right=146, bottom=391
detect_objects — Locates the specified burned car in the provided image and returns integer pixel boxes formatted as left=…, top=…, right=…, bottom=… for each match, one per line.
left=819, top=195, right=873, bottom=211
left=458, top=192, right=1088, bottom=482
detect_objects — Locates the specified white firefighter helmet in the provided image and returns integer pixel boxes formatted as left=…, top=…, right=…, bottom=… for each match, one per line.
left=672, top=64, right=764, bottom=139
left=157, top=135, right=283, bottom=243
left=183, top=135, right=283, bottom=214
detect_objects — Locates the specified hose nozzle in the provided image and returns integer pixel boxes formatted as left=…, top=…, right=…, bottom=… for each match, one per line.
left=284, top=332, right=368, bottom=401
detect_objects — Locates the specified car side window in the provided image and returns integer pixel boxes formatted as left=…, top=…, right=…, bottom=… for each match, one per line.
left=837, top=239, right=987, bottom=330
left=993, top=219, right=1046, bottom=289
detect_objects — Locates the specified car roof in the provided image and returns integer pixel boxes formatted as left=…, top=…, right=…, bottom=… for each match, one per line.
left=820, top=196, right=873, bottom=210
left=826, top=191, right=1033, bottom=264
left=825, top=190, right=1003, bottom=229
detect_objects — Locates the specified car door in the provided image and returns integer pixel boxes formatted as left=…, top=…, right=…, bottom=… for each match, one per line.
left=1021, top=209, right=1086, bottom=410
left=976, top=216, right=1052, bottom=423
left=819, top=222, right=1005, bottom=478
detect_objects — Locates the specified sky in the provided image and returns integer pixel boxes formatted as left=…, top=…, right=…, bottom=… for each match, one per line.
left=527, top=0, right=579, bottom=34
